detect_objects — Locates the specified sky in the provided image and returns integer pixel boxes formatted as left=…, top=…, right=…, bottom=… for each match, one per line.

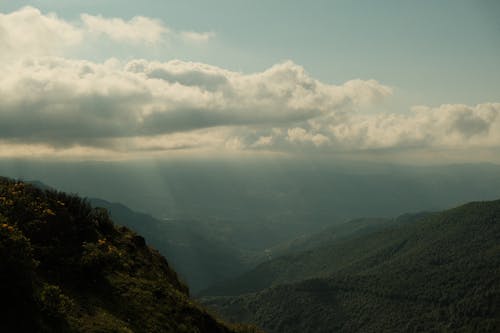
left=0, top=1, right=499, bottom=163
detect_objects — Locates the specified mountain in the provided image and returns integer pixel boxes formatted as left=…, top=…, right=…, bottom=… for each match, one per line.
left=200, top=213, right=428, bottom=297
left=203, top=200, right=500, bottom=332
left=0, top=177, right=260, bottom=333
left=88, top=198, right=255, bottom=293
left=26, top=180, right=258, bottom=292
left=255, top=212, right=430, bottom=262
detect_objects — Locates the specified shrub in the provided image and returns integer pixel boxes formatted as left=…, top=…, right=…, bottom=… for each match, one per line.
left=0, top=216, right=36, bottom=283
left=80, top=240, right=123, bottom=279
left=38, top=284, right=74, bottom=318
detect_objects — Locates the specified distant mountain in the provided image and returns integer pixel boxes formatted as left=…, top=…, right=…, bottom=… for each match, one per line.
left=7, top=160, right=500, bottom=241
left=203, top=200, right=500, bottom=332
left=88, top=198, right=254, bottom=292
left=0, top=177, right=260, bottom=333
left=260, top=212, right=430, bottom=260
left=200, top=213, right=428, bottom=297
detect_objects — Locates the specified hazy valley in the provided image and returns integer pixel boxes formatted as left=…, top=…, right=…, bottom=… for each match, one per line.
left=1, top=160, right=498, bottom=332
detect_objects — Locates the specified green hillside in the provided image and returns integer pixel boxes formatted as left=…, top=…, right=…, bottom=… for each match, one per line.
left=203, top=200, right=500, bottom=332
left=200, top=213, right=427, bottom=297
left=0, top=177, right=260, bottom=333
left=264, top=212, right=430, bottom=259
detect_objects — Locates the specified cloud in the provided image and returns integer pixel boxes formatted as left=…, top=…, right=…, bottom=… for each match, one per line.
left=0, top=57, right=390, bottom=152
left=81, top=14, right=168, bottom=44
left=1, top=6, right=499, bottom=161
left=0, top=6, right=83, bottom=60
left=287, top=128, right=330, bottom=147
left=0, top=6, right=213, bottom=60
left=0, top=52, right=498, bottom=160
left=334, top=103, right=500, bottom=150
left=180, top=31, right=216, bottom=43
left=261, top=103, right=500, bottom=151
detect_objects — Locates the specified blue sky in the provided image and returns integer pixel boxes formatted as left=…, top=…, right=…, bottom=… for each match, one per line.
left=0, top=1, right=499, bottom=162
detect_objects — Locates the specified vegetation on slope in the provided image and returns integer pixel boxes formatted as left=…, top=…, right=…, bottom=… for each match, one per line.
left=0, top=177, right=260, bottom=333
left=200, top=213, right=427, bottom=297
left=204, top=200, right=500, bottom=332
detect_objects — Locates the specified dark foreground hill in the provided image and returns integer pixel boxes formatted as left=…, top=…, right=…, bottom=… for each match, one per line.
left=203, top=200, right=500, bottom=332
left=0, top=177, right=260, bottom=333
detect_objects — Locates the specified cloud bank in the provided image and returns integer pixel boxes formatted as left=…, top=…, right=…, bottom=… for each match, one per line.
left=0, top=57, right=391, bottom=148
left=0, top=6, right=499, bottom=161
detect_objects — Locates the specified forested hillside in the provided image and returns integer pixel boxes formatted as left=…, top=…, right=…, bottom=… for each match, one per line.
left=200, top=213, right=428, bottom=297
left=0, top=177, right=260, bottom=333
left=204, top=200, right=500, bottom=332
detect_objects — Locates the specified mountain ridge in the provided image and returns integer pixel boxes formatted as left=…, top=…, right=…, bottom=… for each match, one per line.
left=203, top=199, right=500, bottom=332
left=0, top=176, right=260, bottom=333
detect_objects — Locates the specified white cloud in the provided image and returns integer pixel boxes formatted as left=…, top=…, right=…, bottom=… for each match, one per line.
left=0, top=6, right=83, bottom=60
left=0, top=57, right=390, bottom=151
left=214, top=102, right=500, bottom=156
left=287, top=128, right=330, bottom=147
left=324, top=103, right=500, bottom=150
left=81, top=14, right=168, bottom=44
left=180, top=31, right=215, bottom=43
left=0, top=6, right=214, bottom=60
left=1, top=51, right=499, bottom=160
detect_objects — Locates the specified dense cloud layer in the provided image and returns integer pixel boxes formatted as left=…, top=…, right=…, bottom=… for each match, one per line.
left=0, top=57, right=390, bottom=148
left=0, top=7, right=499, bottom=160
left=263, top=103, right=500, bottom=151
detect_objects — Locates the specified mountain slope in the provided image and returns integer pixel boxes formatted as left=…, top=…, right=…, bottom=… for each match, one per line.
left=265, top=212, right=430, bottom=259
left=89, top=198, right=253, bottom=293
left=27, top=181, right=256, bottom=292
left=204, top=200, right=500, bottom=332
left=0, top=177, right=260, bottom=333
left=200, top=213, right=428, bottom=297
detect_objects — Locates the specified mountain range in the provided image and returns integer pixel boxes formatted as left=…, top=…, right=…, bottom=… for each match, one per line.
left=202, top=200, right=500, bottom=332
left=5, top=175, right=500, bottom=332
